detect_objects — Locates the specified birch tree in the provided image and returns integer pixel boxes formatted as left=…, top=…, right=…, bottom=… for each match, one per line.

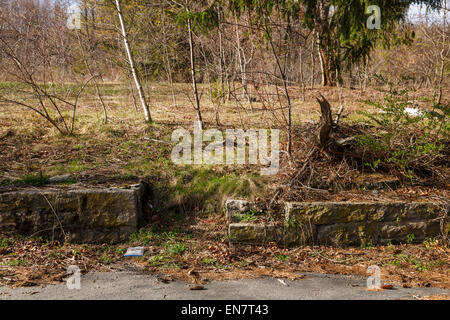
left=115, top=0, right=152, bottom=122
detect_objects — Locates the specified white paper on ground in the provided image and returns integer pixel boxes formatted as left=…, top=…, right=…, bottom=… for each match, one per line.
left=124, top=247, right=145, bottom=257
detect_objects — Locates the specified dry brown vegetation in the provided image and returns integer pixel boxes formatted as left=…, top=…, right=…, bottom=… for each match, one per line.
left=0, top=1, right=449, bottom=291
left=1, top=220, right=449, bottom=290
left=1, top=83, right=449, bottom=290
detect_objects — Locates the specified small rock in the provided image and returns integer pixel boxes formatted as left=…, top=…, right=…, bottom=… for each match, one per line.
left=49, top=174, right=73, bottom=183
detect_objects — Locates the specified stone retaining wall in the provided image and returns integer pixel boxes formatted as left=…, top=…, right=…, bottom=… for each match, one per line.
left=227, top=200, right=449, bottom=246
left=0, top=183, right=148, bottom=243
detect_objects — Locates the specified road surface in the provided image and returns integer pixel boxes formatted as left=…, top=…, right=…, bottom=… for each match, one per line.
left=0, top=272, right=447, bottom=300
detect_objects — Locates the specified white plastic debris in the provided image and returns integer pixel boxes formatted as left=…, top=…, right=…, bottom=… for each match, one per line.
left=277, top=279, right=288, bottom=286
left=124, top=247, right=145, bottom=257
left=404, top=107, right=422, bottom=116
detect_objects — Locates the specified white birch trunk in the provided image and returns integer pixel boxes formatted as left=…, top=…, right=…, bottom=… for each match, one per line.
left=115, top=0, right=151, bottom=122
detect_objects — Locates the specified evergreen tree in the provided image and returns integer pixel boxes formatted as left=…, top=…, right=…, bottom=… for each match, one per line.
left=226, top=0, right=443, bottom=86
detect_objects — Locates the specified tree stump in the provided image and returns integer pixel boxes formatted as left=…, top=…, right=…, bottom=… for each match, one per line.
left=316, top=94, right=333, bottom=148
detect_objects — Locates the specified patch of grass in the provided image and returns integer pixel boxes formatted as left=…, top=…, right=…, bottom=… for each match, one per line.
left=236, top=208, right=266, bottom=223
left=165, top=241, right=187, bottom=256
left=21, top=174, right=49, bottom=186
left=0, top=238, right=11, bottom=248
left=386, top=259, right=402, bottom=267
left=201, top=257, right=217, bottom=266
left=150, top=167, right=267, bottom=221
left=67, top=159, right=86, bottom=173
left=148, top=254, right=166, bottom=266
left=60, top=177, right=78, bottom=185
left=238, top=260, right=251, bottom=267
left=276, top=254, right=289, bottom=262
left=394, top=253, right=430, bottom=271
left=100, top=253, right=112, bottom=264
left=115, top=248, right=127, bottom=255
left=360, top=241, right=373, bottom=249
left=129, top=226, right=178, bottom=246
left=426, top=259, right=446, bottom=269
left=423, top=238, right=439, bottom=248
left=0, top=82, right=23, bottom=89
left=0, top=178, right=13, bottom=187
left=3, top=259, right=27, bottom=267
left=47, top=252, right=67, bottom=259
left=406, top=233, right=416, bottom=244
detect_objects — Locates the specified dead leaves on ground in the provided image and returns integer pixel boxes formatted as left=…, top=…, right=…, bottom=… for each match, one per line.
left=0, top=235, right=448, bottom=290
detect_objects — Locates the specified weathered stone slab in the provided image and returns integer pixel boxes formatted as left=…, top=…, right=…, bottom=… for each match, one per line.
left=285, top=202, right=443, bottom=225
left=228, top=222, right=315, bottom=246
left=229, top=223, right=277, bottom=244
left=316, top=222, right=381, bottom=246
left=227, top=200, right=448, bottom=247
left=0, top=184, right=148, bottom=243
left=225, top=199, right=265, bottom=223
left=226, top=200, right=251, bottom=223
left=378, top=221, right=442, bottom=244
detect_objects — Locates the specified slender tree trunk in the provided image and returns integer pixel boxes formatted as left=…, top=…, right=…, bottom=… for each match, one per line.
left=317, top=38, right=326, bottom=86
left=234, top=15, right=254, bottom=112
left=76, top=32, right=108, bottom=123
left=299, top=46, right=305, bottom=102
left=436, top=2, right=447, bottom=104
left=187, top=14, right=203, bottom=129
left=127, top=72, right=139, bottom=112
left=218, top=8, right=225, bottom=99
left=161, top=6, right=177, bottom=107
left=318, top=45, right=335, bottom=86
left=201, top=43, right=221, bottom=126
left=315, top=1, right=336, bottom=87
left=115, top=0, right=151, bottom=122
left=310, top=31, right=316, bottom=89
left=264, top=15, right=292, bottom=155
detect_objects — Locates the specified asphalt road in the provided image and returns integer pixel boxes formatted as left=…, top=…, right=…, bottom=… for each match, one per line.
left=0, top=271, right=448, bottom=300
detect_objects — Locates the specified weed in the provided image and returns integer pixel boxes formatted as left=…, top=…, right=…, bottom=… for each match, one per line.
left=0, top=238, right=11, bottom=248
left=277, top=254, right=289, bottom=262
left=3, top=259, right=27, bottom=267
left=406, top=233, right=416, bottom=244
left=360, top=241, right=373, bottom=249
left=201, top=257, right=217, bottom=266
left=129, top=226, right=178, bottom=246
left=47, top=252, right=66, bottom=259
left=21, top=174, right=49, bottom=186
left=165, top=241, right=187, bottom=255
left=100, top=253, right=112, bottom=264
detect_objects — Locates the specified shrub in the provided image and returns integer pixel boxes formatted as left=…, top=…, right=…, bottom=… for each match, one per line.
left=355, top=87, right=449, bottom=184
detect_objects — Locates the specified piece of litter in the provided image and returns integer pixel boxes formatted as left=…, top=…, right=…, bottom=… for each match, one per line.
left=404, top=107, right=422, bottom=116
left=277, top=279, right=288, bottom=286
left=124, top=247, right=145, bottom=257
left=189, top=285, right=205, bottom=291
